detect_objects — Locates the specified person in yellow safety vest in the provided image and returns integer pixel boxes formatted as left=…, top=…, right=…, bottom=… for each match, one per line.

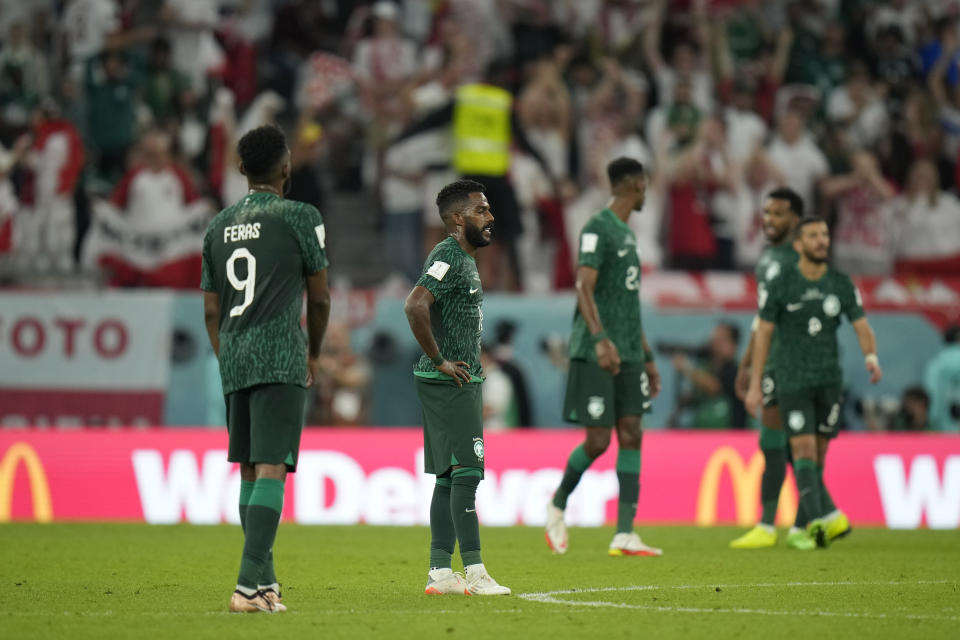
left=390, top=67, right=552, bottom=291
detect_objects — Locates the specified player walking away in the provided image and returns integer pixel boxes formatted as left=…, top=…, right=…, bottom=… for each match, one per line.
left=731, top=187, right=818, bottom=551
left=545, top=158, right=663, bottom=557
left=404, top=179, right=510, bottom=596
left=745, top=217, right=882, bottom=548
left=201, top=125, right=331, bottom=613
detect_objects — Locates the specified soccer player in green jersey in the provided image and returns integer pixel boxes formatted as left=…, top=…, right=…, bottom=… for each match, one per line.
left=201, top=125, right=331, bottom=613
left=730, top=187, right=817, bottom=550
left=404, top=179, right=510, bottom=596
left=745, top=217, right=882, bottom=547
left=545, top=157, right=663, bottom=557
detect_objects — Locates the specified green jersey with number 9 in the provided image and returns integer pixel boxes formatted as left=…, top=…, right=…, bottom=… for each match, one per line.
left=758, top=264, right=864, bottom=393
left=568, top=208, right=645, bottom=363
left=201, top=191, right=329, bottom=394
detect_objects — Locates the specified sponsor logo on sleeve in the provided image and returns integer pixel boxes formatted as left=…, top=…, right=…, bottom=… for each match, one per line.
left=314, top=224, right=326, bottom=249
left=427, top=261, right=451, bottom=281
left=581, top=233, right=599, bottom=254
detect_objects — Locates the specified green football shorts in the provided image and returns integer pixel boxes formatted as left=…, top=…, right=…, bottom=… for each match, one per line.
left=778, top=384, right=842, bottom=440
left=225, top=383, right=306, bottom=471
left=563, top=359, right=652, bottom=427
left=415, top=377, right=484, bottom=477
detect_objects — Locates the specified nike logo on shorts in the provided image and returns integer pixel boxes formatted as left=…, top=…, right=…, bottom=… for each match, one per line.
left=787, top=303, right=803, bottom=312
left=465, top=508, right=476, bottom=513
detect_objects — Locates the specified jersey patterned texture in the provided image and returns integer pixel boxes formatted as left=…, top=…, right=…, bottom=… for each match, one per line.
left=755, top=242, right=798, bottom=373
left=759, top=265, right=864, bottom=393
left=201, top=192, right=328, bottom=394
left=568, top=209, right=645, bottom=363
left=413, top=236, right=484, bottom=382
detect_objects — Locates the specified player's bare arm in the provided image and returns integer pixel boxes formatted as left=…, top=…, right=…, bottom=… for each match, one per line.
left=203, top=291, right=221, bottom=356
left=305, top=269, right=331, bottom=387
left=640, top=329, right=661, bottom=397
left=745, top=318, right=775, bottom=416
left=735, top=321, right=757, bottom=400
left=852, top=317, right=882, bottom=384
left=404, top=285, right=471, bottom=387
left=575, top=264, right=620, bottom=375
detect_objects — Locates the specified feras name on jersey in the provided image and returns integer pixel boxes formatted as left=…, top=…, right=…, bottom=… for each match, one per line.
left=224, top=223, right=262, bottom=243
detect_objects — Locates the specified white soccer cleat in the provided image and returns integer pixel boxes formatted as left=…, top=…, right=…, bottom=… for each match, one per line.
left=424, top=568, right=471, bottom=595
left=545, top=502, right=568, bottom=554
left=608, top=532, right=663, bottom=557
left=465, top=565, right=512, bottom=596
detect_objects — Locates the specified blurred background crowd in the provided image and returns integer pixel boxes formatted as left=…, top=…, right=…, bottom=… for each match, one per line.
left=3, top=0, right=960, bottom=288
left=0, top=0, right=958, bottom=431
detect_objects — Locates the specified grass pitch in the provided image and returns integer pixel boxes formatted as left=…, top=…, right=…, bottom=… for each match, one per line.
left=1, top=524, right=957, bottom=639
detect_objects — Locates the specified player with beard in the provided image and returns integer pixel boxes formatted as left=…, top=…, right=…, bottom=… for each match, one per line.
left=745, top=217, right=882, bottom=547
left=545, top=157, right=663, bottom=557
left=731, top=187, right=819, bottom=550
left=404, top=179, right=510, bottom=596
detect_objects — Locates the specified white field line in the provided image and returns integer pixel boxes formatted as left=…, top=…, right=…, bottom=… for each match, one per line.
left=516, top=580, right=958, bottom=621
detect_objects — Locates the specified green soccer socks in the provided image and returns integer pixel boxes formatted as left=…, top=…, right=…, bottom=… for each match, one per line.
left=236, top=478, right=284, bottom=591
left=239, top=479, right=277, bottom=587
left=429, top=477, right=455, bottom=570
left=450, top=468, right=483, bottom=568
left=759, top=446, right=787, bottom=526
left=793, top=458, right=823, bottom=524
left=552, top=444, right=596, bottom=510
left=818, top=465, right=838, bottom=514
left=615, top=449, right=641, bottom=533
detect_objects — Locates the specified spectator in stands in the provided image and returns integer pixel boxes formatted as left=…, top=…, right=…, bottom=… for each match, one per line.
left=19, top=101, right=85, bottom=273
left=0, top=134, right=31, bottom=263
left=0, top=19, right=49, bottom=114
left=142, top=36, right=190, bottom=125
left=85, top=50, right=139, bottom=183
left=352, top=1, right=418, bottom=128
left=308, top=322, right=371, bottom=426
left=894, top=387, right=932, bottom=431
left=61, top=0, right=155, bottom=81
left=893, top=158, right=960, bottom=274
left=927, top=23, right=960, bottom=181
left=924, top=325, right=960, bottom=432
left=109, top=130, right=199, bottom=228
left=160, top=0, right=224, bottom=95
left=480, top=345, right=516, bottom=431
left=822, top=150, right=897, bottom=275
left=662, top=114, right=732, bottom=270
left=643, top=0, right=714, bottom=113
left=670, top=322, right=747, bottom=429
left=826, top=60, right=890, bottom=151
left=766, top=107, right=829, bottom=214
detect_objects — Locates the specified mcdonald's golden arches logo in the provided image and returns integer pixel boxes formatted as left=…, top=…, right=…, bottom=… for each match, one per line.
left=0, top=442, right=53, bottom=522
left=696, top=446, right=796, bottom=527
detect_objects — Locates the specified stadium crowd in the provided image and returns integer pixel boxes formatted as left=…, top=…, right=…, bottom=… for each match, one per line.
left=0, top=0, right=960, bottom=288
left=0, top=0, right=959, bottom=431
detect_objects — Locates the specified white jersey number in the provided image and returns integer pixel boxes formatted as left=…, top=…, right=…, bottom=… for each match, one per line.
left=226, top=248, right=257, bottom=317
left=625, top=266, right=640, bottom=291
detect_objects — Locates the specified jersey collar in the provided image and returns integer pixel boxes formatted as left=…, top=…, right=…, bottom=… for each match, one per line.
left=602, top=208, right=633, bottom=233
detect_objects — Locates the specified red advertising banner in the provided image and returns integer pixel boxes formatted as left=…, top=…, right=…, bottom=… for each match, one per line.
left=1, top=430, right=958, bottom=529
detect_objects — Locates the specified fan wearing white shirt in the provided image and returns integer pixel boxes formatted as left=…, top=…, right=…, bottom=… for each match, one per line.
left=766, top=108, right=830, bottom=213
left=893, top=159, right=960, bottom=267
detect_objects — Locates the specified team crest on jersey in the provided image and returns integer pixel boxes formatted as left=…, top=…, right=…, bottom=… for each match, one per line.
left=473, top=438, right=484, bottom=460
left=587, top=396, right=606, bottom=419
left=823, top=294, right=840, bottom=317
left=788, top=411, right=805, bottom=432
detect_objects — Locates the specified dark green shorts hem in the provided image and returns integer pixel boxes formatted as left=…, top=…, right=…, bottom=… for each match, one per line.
left=563, top=359, right=652, bottom=427
left=226, top=383, right=306, bottom=471
left=415, top=378, right=485, bottom=477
